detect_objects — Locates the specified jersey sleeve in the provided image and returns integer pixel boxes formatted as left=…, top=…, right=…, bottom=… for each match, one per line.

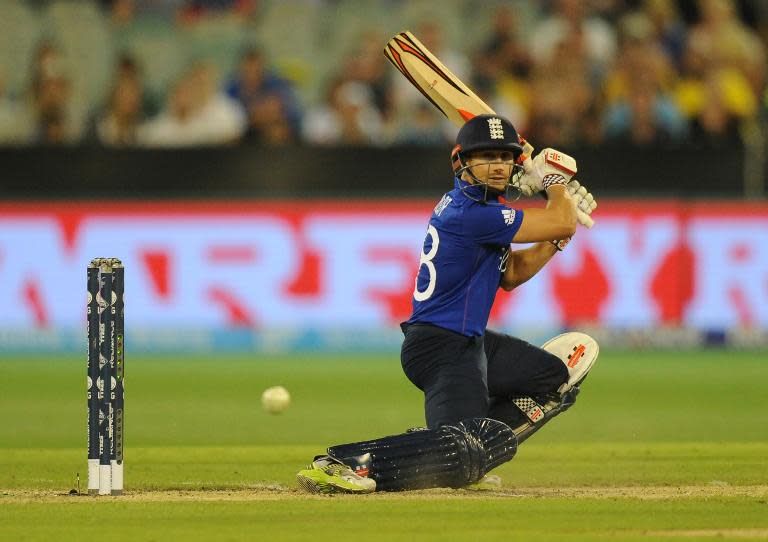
left=463, top=204, right=524, bottom=246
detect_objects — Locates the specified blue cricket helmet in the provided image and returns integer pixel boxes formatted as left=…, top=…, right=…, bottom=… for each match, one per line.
left=451, top=114, right=524, bottom=172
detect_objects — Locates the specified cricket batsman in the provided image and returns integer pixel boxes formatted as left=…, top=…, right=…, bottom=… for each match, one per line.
left=297, top=114, right=598, bottom=493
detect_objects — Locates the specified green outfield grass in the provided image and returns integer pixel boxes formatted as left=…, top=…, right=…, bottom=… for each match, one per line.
left=1, top=350, right=767, bottom=541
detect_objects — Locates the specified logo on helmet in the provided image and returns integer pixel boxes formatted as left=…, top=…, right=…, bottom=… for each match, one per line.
left=488, top=118, right=504, bottom=140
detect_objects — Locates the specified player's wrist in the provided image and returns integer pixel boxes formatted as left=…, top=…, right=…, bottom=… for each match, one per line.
left=544, top=184, right=568, bottom=196
left=550, top=237, right=571, bottom=251
left=542, top=174, right=568, bottom=191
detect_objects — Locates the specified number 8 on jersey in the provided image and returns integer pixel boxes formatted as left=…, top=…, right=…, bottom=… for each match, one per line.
left=414, top=225, right=439, bottom=301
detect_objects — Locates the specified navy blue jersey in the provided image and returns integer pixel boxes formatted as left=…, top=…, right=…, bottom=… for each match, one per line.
left=406, top=178, right=524, bottom=336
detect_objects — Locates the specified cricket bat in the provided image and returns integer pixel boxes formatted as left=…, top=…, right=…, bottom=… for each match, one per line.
left=384, top=31, right=495, bottom=128
left=384, top=31, right=594, bottom=228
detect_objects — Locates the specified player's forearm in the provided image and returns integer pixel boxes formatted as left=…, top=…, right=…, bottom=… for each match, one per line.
left=500, top=241, right=559, bottom=291
left=545, top=185, right=578, bottom=238
left=513, top=186, right=577, bottom=243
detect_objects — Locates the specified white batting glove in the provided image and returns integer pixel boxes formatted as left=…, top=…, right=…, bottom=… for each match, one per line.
left=519, top=148, right=577, bottom=196
left=567, top=180, right=597, bottom=215
left=567, top=180, right=597, bottom=228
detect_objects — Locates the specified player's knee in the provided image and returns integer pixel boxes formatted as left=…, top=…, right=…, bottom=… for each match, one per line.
left=540, top=349, right=570, bottom=388
left=445, top=417, right=517, bottom=485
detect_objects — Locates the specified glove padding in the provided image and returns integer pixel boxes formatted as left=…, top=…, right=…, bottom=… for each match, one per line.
left=567, top=180, right=597, bottom=228
left=519, top=148, right=577, bottom=196
left=567, top=180, right=597, bottom=216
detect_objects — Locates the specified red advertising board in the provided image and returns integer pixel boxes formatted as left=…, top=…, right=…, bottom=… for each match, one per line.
left=1, top=200, right=766, bottom=331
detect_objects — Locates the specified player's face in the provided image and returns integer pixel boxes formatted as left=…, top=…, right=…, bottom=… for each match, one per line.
left=464, top=150, right=517, bottom=191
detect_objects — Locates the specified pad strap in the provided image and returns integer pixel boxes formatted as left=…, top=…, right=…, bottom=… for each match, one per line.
left=509, top=387, right=580, bottom=444
left=511, top=396, right=546, bottom=423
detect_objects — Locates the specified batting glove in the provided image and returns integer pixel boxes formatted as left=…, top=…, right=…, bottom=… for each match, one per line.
left=519, top=148, right=577, bottom=196
left=567, top=180, right=597, bottom=216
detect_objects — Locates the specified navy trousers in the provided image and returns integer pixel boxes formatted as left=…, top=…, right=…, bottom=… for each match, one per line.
left=400, top=323, right=568, bottom=429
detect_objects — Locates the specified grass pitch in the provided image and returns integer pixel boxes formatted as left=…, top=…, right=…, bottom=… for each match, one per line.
left=1, top=350, right=767, bottom=541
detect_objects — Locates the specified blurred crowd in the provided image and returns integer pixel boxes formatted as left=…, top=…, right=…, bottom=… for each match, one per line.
left=0, top=0, right=766, bottom=148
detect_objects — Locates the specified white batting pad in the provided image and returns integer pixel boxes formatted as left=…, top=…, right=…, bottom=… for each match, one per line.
left=541, top=332, right=599, bottom=393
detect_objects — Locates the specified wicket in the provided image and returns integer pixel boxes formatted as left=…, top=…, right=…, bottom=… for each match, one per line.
left=87, top=257, right=125, bottom=496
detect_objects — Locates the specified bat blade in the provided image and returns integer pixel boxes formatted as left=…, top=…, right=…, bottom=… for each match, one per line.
left=384, top=31, right=495, bottom=127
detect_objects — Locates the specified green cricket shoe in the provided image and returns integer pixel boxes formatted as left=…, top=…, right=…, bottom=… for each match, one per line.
left=296, top=456, right=376, bottom=494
